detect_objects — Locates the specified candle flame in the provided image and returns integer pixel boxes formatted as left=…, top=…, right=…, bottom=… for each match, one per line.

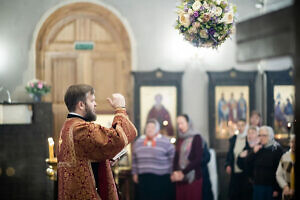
left=48, top=137, right=54, bottom=145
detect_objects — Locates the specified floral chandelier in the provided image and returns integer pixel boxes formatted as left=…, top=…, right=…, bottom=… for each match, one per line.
left=175, top=0, right=236, bottom=49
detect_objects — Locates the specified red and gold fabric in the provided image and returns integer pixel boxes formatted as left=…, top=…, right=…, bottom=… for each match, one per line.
left=57, top=108, right=137, bottom=200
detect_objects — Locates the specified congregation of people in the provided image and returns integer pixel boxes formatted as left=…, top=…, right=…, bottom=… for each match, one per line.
left=132, top=115, right=214, bottom=200
left=225, top=111, right=295, bottom=200
left=131, top=110, right=295, bottom=200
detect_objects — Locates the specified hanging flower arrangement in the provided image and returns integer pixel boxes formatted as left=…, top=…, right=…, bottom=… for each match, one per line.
left=175, top=0, right=236, bottom=49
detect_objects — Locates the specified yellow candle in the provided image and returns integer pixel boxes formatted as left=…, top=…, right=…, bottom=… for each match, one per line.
left=48, top=137, right=54, bottom=161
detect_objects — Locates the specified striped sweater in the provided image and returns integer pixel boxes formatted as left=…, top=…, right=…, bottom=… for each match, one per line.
left=131, top=134, right=175, bottom=175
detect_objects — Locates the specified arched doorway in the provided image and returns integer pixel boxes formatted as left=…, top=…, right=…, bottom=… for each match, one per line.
left=36, top=2, right=132, bottom=144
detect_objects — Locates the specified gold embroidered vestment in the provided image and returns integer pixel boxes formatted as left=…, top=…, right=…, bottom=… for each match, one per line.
left=57, top=109, right=137, bottom=200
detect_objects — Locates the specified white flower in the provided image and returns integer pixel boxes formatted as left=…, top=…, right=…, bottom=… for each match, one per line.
left=221, top=11, right=234, bottom=24
left=179, top=13, right=191, bottom=28
left=203, top=41, right=214, bottom=48
left=210, top=5, right=217, bottom=15
left=203, top=1, right=210, bottom=10
left=231, top=26, right=236, bottom=34
left=215, top=7, right=223, bottom=16
left=214, top=32, right=219, bottom=37
left=188, top=8, right=194, bottom=14
left=177, top=10, right=185, bottom=15
left=215, top=0, right=222, bottom=5
left=193, top=22, right=201, bottom=28
left=199, top=29, right=209, bottom=39
left=192, top=0, right=201, bottom=11
left=188, top=27, right=198, bottom=34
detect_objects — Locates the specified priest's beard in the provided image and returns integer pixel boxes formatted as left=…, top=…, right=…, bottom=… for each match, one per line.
left=84, top=103, right=97, bottom=122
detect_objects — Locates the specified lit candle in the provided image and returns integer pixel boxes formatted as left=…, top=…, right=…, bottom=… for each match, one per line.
left=48, top=137, right=54, bottom=161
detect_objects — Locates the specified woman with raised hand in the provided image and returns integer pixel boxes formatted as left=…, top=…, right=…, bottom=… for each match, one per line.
left=246, top=126, right=283, bottom=200
left=237, top=125, right=260, bottom=200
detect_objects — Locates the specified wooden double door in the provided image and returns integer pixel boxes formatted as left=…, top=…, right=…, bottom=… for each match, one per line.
left=36, top=2, right=132, bottom=145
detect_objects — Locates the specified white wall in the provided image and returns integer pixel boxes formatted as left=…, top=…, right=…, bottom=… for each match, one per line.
left=0, top=0, right=294, bottom=144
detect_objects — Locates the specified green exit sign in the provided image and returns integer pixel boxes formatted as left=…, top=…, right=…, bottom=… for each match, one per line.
left=74, top=42, right=94, bottom=50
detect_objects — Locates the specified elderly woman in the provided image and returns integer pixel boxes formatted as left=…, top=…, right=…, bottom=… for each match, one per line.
left=171, top=114, right=204, bottom=200
left=131, top=119, right=175, bottom=200
left=246, top=126, right=283, bottom=200
left=237, top=125, right=260, bottom=200
left=238, top=125, right=260, bottom=168
left=276, top=135, right=295, bottom=200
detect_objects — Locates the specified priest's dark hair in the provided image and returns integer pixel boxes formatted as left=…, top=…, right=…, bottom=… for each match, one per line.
left=64, top=84, right=95, bottom=112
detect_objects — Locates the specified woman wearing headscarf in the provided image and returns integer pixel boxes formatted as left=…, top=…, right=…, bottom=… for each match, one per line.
left=131, top=119, right=175, bottom=200
left=225, top=118, right=249, bottom=200
left=171, top=114, right=204, bottom=200
left=237, top=125, right=260, bottom=200
left=246, top=126, right=283, bottom=200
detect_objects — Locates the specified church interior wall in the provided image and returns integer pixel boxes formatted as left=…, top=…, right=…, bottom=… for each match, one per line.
left=0, top=0, right=294, bottom=145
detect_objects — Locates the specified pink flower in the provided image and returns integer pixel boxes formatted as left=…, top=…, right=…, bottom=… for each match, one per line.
left=38, top=82, right=43, bottom=89
left=30, top=83, right=34, bottom=87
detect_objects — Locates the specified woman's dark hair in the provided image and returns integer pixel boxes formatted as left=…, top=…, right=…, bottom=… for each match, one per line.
left=251, top=110, right=261, bottom=118
left=238, top=118, right=247, bottom=123
left=178, top=114, right=189, bottom=122
left=250, top=110, right=262, bottom=126
left=64, top=84, right=95, bottom=112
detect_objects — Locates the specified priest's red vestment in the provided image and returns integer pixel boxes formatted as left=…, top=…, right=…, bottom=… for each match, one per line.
left=57, top=108, right=137, bottom=200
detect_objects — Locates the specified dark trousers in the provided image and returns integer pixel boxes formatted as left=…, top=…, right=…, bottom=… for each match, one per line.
left=136, top=173, right=175, bottom=200
left=253, top=185, right=282, bottom=200
left=253, top=185, right=273, bottom=200
left=229, top=172, right=252, bottom=200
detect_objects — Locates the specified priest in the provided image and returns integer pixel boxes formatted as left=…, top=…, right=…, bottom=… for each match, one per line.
left=57, top=84, right=137, bottom=200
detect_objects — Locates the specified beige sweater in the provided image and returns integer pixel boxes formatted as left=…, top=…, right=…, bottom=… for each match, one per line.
left=276, top=150, right=294, bottom=189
